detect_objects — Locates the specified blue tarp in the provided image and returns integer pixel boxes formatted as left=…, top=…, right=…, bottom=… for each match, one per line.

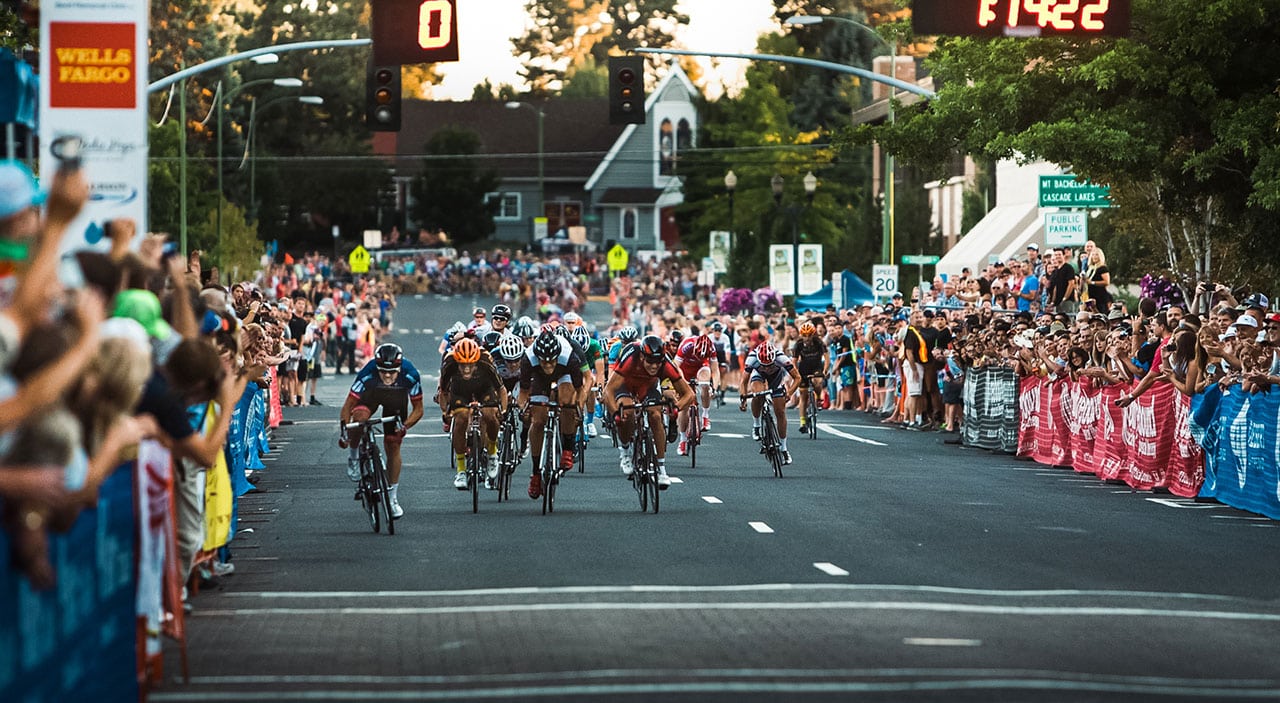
left=795, top=270, right=876, bottom=312
left=1192, top=385, right=1280, bottom=519
left=0, top=49, right=38, bottom=129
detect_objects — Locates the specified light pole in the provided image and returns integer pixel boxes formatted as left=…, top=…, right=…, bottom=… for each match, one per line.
left=241, top=95, right=324, bottom=221
left=786, top=14, right=896, bottom=266
left=724, top=168, right=737, bottom=248
left=505, top=101, right=544, bottom=248
left=215, top=73, right=302, bottom=244
left=771, top=172, right=819, bottom=305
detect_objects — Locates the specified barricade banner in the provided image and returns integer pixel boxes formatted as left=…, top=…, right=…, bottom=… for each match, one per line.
left=960, top=366, right=1020, bottom=453
left=1193, top=385, right=1280, bottom=519
left=135, top=440, right=171, bottom=661
left=268, top=366, right=282, bottom=428
left=1014, top=376, right=1203, bottom=496
left=0, top=466, right=138, bottom=702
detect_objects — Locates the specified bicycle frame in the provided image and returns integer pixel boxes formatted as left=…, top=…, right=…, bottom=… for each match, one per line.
left=745, top=390, right=784, bottom=478
left=526, top=394, right=566, bottom=515
left=344, top=415, right=396, bottom=535
left=620, top=397, right=669, bottom=513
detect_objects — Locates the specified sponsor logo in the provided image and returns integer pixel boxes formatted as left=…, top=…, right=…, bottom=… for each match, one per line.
left=49, top=22, right=137, bottom=108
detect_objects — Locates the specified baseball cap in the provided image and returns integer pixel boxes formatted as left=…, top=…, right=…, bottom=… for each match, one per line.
left=345, top=302, right=357, bottom=311
left=1026, top=243, right=1039, bottom=251
left=1244, top=293, right=1270, bottom=311
left=112, top=289, right=174, bottom=340
left=0, top=161, right=47, bottom=220
left=1235, top=314, right=1259, bottom=328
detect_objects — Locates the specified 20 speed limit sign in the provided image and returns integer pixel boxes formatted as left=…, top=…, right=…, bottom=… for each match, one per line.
left=872, top=265, right=899, bottom=298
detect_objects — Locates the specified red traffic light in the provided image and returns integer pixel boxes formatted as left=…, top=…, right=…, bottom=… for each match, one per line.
left=618, top=68, right=636, bottom=85
left=375, top=68, right=395, bottom=84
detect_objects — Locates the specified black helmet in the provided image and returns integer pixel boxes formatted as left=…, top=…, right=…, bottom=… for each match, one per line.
left=481, top=330, right=503, bottom=350
left=491, top=304, right=512, bottom=321
left=639, top=335, right=665, bottom=362
left=374, top=343, right=403, bottom=372
left=533, top=332, right=562, bottom=362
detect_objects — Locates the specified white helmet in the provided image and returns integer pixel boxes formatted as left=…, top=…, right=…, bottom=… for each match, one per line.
left=498, top=333, right=525, bottom=361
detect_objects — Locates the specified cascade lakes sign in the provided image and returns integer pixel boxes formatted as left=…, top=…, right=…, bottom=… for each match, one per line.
left=1038, top=175, right=1113, bottom=209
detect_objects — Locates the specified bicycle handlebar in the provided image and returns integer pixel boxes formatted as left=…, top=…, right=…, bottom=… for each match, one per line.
left=344, top=415, right=385, bottom=430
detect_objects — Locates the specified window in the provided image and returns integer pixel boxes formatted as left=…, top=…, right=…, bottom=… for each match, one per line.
left=622, top=208, right=637, bottom=239
left=677, top=118, right=692, bottom=151
left=485, top=192, right=521, bottom=220
left=659, top=119, right=675, bottom=176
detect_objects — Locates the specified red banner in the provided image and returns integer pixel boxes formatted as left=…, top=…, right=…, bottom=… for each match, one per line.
left=268, top=367, right=282, bottom=429
left=1016, top=376, right=1204, bottom=496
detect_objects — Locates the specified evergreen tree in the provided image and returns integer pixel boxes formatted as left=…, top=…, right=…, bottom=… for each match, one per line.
left=409, top=127, right=500, bottom=245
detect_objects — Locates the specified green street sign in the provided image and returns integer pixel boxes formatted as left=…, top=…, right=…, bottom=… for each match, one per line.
left=1039, top=175, right=1113, bottom=208
left=901, top=254, right=940, bottom=265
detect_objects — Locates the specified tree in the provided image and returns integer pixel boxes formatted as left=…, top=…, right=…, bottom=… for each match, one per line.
left=207, top=200, right=263, bottom=281
left=511, top=0, right=688, bottom=95
left=409, top=127, right=500, bottom=245
left=844, top=0, right=1280, bottom=293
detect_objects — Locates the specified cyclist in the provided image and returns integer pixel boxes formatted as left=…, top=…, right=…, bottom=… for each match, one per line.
left=790, top=321, right=829, bottom=435
left=489, top=304, right=513, bottom=336
left=518, top=331, right=585, bottom=499
left=673, top=333, right=722, bottom=455
left=512, top=317, right=537, bottom=348
left=570, top=324, right=607, bottom=437
left=436, top=326, right=491, bottom=432
left=339, top=343, right=424, bottom=519
left=708, top=320, right=734, bottom=391
left=467, top=307, right=491, bottom=335
left=444, top=338, right=507, bottom=490
left=607, top=325, right=639, bottom=369
left=740, top=342, right=801, bottom=465
left=603, top=335, right=695, bottom=488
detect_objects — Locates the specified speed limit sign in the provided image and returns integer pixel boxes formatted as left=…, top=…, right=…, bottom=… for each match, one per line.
left=872, top=265, right=899, bottom=299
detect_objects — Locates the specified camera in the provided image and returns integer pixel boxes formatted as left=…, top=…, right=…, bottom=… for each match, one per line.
left=50, top=135, right=83, bottom=171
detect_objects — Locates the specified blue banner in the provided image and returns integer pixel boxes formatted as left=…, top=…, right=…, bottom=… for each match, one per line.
left=1193, top=385, right=1280, bottom=520
left=0, top=466, right=138, bottom=702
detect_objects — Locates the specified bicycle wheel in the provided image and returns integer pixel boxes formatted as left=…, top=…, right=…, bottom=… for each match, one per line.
left=634, top=435, right=648, bottom=512
left=361, top=476, right=379, bottom=534
left=576, top=428, right=586, bottom=473
left=470, top=429, right=482, bottom=514
left=375, top=453, right=395, bottom=535
left=541, top=422, right=557, bottom=515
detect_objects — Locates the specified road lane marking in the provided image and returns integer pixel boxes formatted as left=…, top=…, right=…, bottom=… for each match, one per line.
left=816, top=423, right=886, bottom=446
left=398, top=328, right=411, bottom=334
left=668, top=476, right=683, bottom=484
left=1034, top=526, right=1088, bottom=534
left=813, top=562, right=849, bottom=576
left=748, top=522, right=774, bottom=534
left=709, top=433, right=746, bottom=439
left=1209, top=515, right=1270, bottom=521
left=1146, top=498, right=1224, bottom=509
left=903, top=637, right=982, bottom=647
left=404, top=433, right=450, bottom=439
left=193, top=602, right=1280, bottom=623
left=702, top=496, right=722, bottom=504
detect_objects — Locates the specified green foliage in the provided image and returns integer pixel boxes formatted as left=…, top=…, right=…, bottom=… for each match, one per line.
left=512, top=0, right=688, bottom=95
left=409, top=127, right=500, bottom=245
left=841, top=0, right=1280, bottom=287
left=148, top=120, right=220, bottom=254
left=208, top=200, right=263, bottom=281
left=561, top=57, right=609, bottom=99
left=0, top=6, right=35, bottom=52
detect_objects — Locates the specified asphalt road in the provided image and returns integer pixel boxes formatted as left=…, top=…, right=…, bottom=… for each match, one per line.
left=153, top=293, right=1280, bottom=703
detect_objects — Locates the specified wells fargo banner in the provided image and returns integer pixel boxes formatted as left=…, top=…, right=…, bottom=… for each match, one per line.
left=1016, top=376, right=1203, bottom=497
left=40, top=0, right=148, bottom=254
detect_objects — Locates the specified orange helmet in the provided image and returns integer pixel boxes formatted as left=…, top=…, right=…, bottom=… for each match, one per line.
left=453, top=338, right=482, bottom=364
left=798, top=321, right=816, bottom=337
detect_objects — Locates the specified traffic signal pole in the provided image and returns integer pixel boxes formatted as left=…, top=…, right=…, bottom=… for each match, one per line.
left=148, top=39, right=373, bottom=94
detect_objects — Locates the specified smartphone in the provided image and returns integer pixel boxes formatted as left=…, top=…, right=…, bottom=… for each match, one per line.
left=50, top=135, right=84, bottom=171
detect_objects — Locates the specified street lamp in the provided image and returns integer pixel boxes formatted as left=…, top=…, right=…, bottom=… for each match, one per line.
left=505, top=101, right=544, bottom=247
left=241, top=95, right=325, bottom=221
left=786, top=13, right=896, bottom=266
left=724, top=169, right=737, bottom=253
left=215, top=76, right=303, bottom=245
left=771, top=173, right=819, bottom=303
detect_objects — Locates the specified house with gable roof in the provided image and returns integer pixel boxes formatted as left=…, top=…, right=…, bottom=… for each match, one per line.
left=377, top=62, right=699, bottom=253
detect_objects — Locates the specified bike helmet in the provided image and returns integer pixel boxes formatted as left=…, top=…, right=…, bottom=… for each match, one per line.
left=798, top=321, right=816, bottom=337
left=553, top=324, right=571, bottom=339
left=755, top=343, right=777, bottom=366
left=692, top=334, right=714, bottom=358
left=498, top=334, right=525, bottom=361
left=513, top=318, right=536, bottom=338
left=639, top=335, right=666, bottom=362
left=453, top=338, right=482, bottom=364
left=570, top=325, right=590, bottom=348
left=618, top=325, right=639, bottom=342
left=533, top=331, right=562, bottom=362
left=374, top=343, right=403, bottom=371
left=491, top=304, right=512, bottom=321
left=668, top=329, right=685, bottom=345
left=447, top=321, right=466, bottom=340
left=563, top=311, right=582, bottom=326
left=481, top=330, right=503, bottom=351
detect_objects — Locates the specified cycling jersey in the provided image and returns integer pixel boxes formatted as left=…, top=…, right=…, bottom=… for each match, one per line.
left=355, top=357, right=422, bottom=382
left=520, top=352, right=584, bottom=400
left=612, top=343, right=682, bottom=400
left=438, top=349, right=498, bottom=393
left=584, top=337, right=604, bottom=367
left=673, top=337, right=715, bottom=381
left=790, top=337, right=827, bottom=378
left=349, top=363, right=424, bottom=421
left=607, top=339, right=629, bottom=368
left=744, top=348, right=796, bottom=397
left=495, top=357, right=523, bottom=393
left=445, top=359, right=504, bottom=411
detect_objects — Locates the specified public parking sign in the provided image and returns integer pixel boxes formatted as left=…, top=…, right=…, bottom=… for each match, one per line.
left=872, top=265, right=899, bottom=299
left=1045, top=212, right=1089, bottom=247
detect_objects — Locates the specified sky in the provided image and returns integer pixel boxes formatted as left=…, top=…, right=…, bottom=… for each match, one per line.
left=429, top=0, right=779, bottom=100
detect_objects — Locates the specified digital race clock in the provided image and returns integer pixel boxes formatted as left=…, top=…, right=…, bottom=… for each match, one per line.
left=913, top=0, right=1131, bottom=37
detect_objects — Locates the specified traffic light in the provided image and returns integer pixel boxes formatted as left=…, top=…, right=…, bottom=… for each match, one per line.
left=366, top=61, right=401, bottom=132
left=371, top=0, right=460, bottom=65
left=608, top=56, right=645, bottom=125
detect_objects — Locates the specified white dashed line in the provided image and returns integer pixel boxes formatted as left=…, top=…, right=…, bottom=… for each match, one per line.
left=813, top=562, right=849, bottom=576
left=817, top=423, right=887, bottom=446
left=701, top=496, right=722, bottom=504
left=748, top=522, right=774, bottom=534
left=398, top=328, right=410, bottom=334
left=709, top=433, right=747, bottom=439
left=903, top=637, right=982, bottom=647
left=667, top=476, right=683, bottom=484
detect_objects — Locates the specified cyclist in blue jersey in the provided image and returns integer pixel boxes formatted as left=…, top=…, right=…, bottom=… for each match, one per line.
left=339, top=343, right=424, bottom=519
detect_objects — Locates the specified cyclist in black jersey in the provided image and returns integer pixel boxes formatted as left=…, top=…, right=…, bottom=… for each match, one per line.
left=790, top=320, right=829, bottom=435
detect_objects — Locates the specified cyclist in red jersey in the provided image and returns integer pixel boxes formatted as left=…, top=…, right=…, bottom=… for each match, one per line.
left=602, top=335, right=695, bottom=488
left=673, top=333, right=722, bottom=455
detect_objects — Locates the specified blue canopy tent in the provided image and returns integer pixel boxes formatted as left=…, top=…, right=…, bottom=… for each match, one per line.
left=0, top=49, right=38, bottom=160
left=794, top=270, right=876, bottom=312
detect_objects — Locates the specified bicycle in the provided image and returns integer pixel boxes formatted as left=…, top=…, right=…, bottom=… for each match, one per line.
left=622, top=396, right=671, bottom=513
left=745, top=390, right=784, bottom=478
left=803, top=374, right=825, bottom=440
left=684, top=381, right=712, bottom=468
left=495, top=402, right=522, bottom=502
left=527, top=386, right=569, bottom=515
left=460, top=401, right=500, bottom=513
left=343, top=415, right=398, bottom=535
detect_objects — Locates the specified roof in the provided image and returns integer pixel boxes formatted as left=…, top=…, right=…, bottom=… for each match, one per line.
left=584, top=63, right=698, bottom=191
left=381, top=99, right=627, bottom=180
left=595, top=187, right=664, bottom=205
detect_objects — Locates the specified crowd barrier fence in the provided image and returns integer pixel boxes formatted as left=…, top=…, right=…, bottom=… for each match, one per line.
left=1191, top=385, right=1280, bottom=520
